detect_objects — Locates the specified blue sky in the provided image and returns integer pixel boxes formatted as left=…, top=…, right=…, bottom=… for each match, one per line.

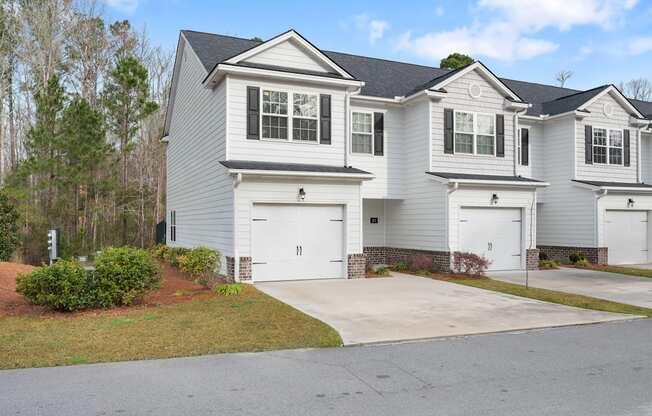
left=105, top=0, right=652, bottom=91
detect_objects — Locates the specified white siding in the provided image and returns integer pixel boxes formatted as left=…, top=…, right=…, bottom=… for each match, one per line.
left=386, top=99, right=448, bottom=251
left=166, top=40, right=233, bottom=258
left=431, top=69, right=516, bottom=175
left=227, top=75, right=346, bottom=166
left=234, top=176, right=362, bottom=256
left=576, top=92, right=638, bottom=182
left=516, top=121, right=544, bottom=180
left=349, top=101, right=405, bottom=199
left=537, top=116, right=596, bottom=247
left=243, top=39, right=332, bottom=73
left=640, top=133, right=652, bottom=183
left=363, top=199, right=386, bottom=246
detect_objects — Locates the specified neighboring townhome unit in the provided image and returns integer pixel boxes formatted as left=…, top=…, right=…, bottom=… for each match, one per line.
left=163, top=28, right=652, bottom=282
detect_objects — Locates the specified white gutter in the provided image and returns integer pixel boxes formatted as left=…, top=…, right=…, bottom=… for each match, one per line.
left=226, top=169, right=374, bottom=180
left=427, top=175, right=549, bottom=187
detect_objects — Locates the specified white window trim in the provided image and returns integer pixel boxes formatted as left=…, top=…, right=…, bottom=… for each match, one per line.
left=453, top=110, right=496, bottom=157
left=170, top=210, right=176, bottom=242
left=259, top=88, right=321, bottom=144
left=291, top=92, right=320, bottom=143
left=592, top=126, right=624, bottom=166
left=350, top=110, right=376, bottom=156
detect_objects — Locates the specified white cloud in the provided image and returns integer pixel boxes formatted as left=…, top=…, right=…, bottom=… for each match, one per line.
left=396, top=0, right=636, bottom=62
left=104, top=0, right=140, bottom=14
left=353, top=14, right=390, bottom=44
left=628, top=37, right=652, bottom=55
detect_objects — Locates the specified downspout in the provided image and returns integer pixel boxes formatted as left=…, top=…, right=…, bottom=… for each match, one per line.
left=595, top=189, right=608, bottom=248
left=446, top=181, right=459, bottom=270
left=513, top=109, right=528, bottom=176
left=233, top=173, right=242, bottom=283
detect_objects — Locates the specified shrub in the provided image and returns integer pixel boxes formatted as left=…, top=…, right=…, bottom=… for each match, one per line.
left=391, top=261, right=409, bottom=272
left=575, top=259, right=591, bottom=268
left=93, top=247, right=161, bottom=308
left=0, top=191, right=19, bottom=261
left=375, top=266, right=390, bottom=276
left=410, top=254, right=433, bottom=272
left=215, top=283, right=244, bottom=296
left=151, top=244, right=170, bottom=260
left=538, top=251, right=549, bottom=261
left=569, top=251, right=587, bottom=264
left=16, top=260, right=93, bottom=311
left=452, top=252, right=491, bottom=276
left=416, top=269, right=432, bottom=277
left=177, top=247, right=221, bottom=287
left=539, top=259, right=560, bottom=270
left=163, top=247, right=190, bottom=267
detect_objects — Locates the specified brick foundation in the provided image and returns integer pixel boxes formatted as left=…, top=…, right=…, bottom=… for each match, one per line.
left=538, top=246, right=608, bottom=265
left=363, top=246, right=451, bottom=273
left=526, top=249, right=540, bottom=270
left=225, top=256, right=252, bottom=282
left=347, top=253, right=367, bottom=279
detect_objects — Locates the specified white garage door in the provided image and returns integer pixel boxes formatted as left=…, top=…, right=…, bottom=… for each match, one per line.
left=459, top=208, right=522, bottom=271
left=605, top=210, right=648, bottom=265
left=251, top=204, right=345, bottom=282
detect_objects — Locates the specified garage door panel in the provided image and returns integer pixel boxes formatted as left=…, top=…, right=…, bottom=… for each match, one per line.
left=460, top=208, right=522, bottom=271
left=605, top=210, right=648, bottom=265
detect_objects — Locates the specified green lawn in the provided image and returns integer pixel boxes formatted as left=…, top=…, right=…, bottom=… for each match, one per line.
left=0, top=286, right=342, bottom=370
left=577, top=265, right=652, bottom=279
left=450, top=278, right=652, bottom=318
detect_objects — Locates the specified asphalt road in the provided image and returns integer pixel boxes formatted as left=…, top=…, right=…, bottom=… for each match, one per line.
left=2, top=319, right=652, bottom=416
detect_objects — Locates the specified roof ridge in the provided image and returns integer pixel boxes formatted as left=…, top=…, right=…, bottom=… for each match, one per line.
left=181, top=29, right=259, bottom=42
left=548, top=84, right=610, bottom=102
left=325, top=49, right=448, bottom=71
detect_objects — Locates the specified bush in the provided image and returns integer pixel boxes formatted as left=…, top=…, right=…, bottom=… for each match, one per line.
left=415, top=269, right=432, bottom=277
left=575, top=259, right=591, bottom=268
left=16, top=260, right=93, bottom=311
left=569, top=251, right=587, bottom=264
left=0, top=191, right=20, bottom=261
left=151, top=244, right=170, bottom=260
left=539, top=251, right=549, bottom=261
left=539, top=259, right=560, bottom=270
left=178, top=247, right=221, bottom=287
left=375, top=266, right=390, bottom=276
left=215, top=283, right=244, bottom=296
left=163, top=247, right=190, bottom=267
left=410, top=254, right=433, bottom=272
left=391, top=261, right=409, bottom=272
left=93, top=247, right=161, bottom=308
left=452, top=252, right=491, bottom=275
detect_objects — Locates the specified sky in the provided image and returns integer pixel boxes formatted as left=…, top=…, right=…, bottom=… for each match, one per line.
left=103, top=0, right=652, bottom=91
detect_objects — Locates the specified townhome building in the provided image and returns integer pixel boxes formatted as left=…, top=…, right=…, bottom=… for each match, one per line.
left=164, top=29, right=652, bottom=282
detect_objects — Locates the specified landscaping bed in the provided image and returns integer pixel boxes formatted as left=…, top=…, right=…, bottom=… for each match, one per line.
left=0, top=261, right=342, bottom=369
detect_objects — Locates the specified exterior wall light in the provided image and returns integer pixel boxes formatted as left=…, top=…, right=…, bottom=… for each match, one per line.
left=491, top=193, right=499, bottom=205
left=298, top=187, right=306, bottom=201
left=627, top=198, right=635, bottom=208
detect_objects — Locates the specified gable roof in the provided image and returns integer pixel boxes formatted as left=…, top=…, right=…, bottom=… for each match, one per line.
left=180, top=30, right=652, bottom=119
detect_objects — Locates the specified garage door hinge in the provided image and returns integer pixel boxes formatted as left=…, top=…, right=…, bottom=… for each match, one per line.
left=330, top=260, right=343, bottom=263
left=330, top=219, right=344, bottom=222
left=512, top=254, right=521, bottom=256
left=459, top=220, right=468, bottom=223
left=252, top=262, right=267, bottom=265
left=252, top=218, right=267, bottom=222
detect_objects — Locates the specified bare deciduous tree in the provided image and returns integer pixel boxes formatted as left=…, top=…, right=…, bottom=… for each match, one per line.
left=619, top=78, right=652, bottom=101
left=555, top=70, right=573, bottom=88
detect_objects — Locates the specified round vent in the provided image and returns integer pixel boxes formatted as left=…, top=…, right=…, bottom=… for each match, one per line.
left=469, top=83, right=482, bottom=99
left=603, top=102, right=615, bottom=117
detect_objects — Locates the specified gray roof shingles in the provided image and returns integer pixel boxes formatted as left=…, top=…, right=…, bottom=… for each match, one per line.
left=572, top=179, right=652, bottom=188
left=427, top=172, right=544, bottom=183
left=181, top=30, right=652, bottom=119
left=220, top=160, right=371, bottom=175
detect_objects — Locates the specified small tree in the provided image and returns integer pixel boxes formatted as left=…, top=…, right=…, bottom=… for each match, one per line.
left=440, top=53, right=474, bottom=70
left=0, top=191, right=20, bottom=261
left=555, top=70, right=573, bottom=88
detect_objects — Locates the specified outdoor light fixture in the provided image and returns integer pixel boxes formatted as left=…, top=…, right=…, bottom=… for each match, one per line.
left=298, top=187, right=306, bottom=201
left=628, top=198, right=635, bottom=208
left=491, top=193, right=499, bottom=205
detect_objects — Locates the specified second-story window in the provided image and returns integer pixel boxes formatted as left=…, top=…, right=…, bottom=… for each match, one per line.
left=262, top=90, right=288, bottom=140
left=593, top=128, right=623, bottom=165
left=292, top=93, right=318, bottom=142
left=454, top=111, right=495, bottom=155
left=352, top=112, right=373, bottom=153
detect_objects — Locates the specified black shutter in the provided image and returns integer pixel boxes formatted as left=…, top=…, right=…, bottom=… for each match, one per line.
left=585, top=125, right=593, bottom=164
left=521, top=128, right=529, bottom=166
left=496, top=114, right=505, bottom=157
left=374, top=112, right=384, bottom=156
left=624, top=129, right=630, bottom=166
left=444, top=108, right=454, bottom=154
left=246, top=86, right=260, bottom=140
left=320, top=94, right=331, bottom=144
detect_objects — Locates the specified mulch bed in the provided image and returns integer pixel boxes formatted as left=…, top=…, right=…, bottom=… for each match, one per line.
left=366, top=268, right=487, bottom=281
left=0, top=261, right=214, bottom=318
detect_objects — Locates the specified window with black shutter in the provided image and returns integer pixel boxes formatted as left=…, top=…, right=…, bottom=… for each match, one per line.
left=374, top=112, right=384, bottom=156
left=521, top=128, right=529, bottom=166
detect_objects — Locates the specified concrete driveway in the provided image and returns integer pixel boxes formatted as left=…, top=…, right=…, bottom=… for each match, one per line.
left=490, top=268, right=652, bottom=309
left=257, top=273, right=637, bottom=345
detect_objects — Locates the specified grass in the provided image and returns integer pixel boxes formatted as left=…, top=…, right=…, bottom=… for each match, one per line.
left=0, top=286, right=342, bottom=370
left=577, top=264, right=652, bottom=279
left=449, top=277, right=652, bottom=318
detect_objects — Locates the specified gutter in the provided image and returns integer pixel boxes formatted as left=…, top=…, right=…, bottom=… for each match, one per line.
left=446, top=182, right=459, bottom=271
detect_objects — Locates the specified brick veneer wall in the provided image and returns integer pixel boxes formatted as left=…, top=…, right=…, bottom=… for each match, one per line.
left=538, top=246, right=608, bottom=265
left=224, top=256, right=252, bottom=282
left=347, top=253, right=366, bottom=279
left=363, top=246, right=451, bottom=273
left=525, top=249, right=540, bottom=270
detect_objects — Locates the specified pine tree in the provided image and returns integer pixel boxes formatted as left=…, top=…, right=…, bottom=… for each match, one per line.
left=0, top=190, right=19, bottom=261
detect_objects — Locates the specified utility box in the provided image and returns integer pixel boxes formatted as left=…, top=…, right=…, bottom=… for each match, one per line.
left=47, top=229, right=59, bottom=265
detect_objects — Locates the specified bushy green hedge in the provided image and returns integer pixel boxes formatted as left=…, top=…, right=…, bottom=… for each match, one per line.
left=163, top=247, right=191, bottom=267
left=16, top=259, right=93, bottom=311
left=178, top=247, right=220, bottom=277
left=93, top=247, right=161, bottom=308
left=16, top=247, right=161, bottom=311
